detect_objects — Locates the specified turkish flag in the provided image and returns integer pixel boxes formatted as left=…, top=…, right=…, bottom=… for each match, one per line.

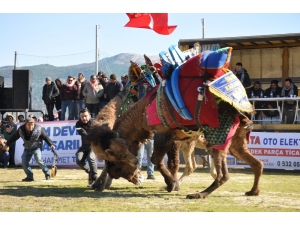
left=125, top=13, right=177, bottom=35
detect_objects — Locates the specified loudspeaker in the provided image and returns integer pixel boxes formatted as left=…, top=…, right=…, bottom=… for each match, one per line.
left=1, top=88, right=14, bottom=109
left=0, top=76, right=4, bottom=88
left=13, top=70, right=32, bottom=109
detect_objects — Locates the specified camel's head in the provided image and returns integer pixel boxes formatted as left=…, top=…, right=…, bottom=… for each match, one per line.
left=88, top=124, right=145, bottom=185
left=103, top=138, right=144, bottom=185
left=106, top=160, right=144, bottom=185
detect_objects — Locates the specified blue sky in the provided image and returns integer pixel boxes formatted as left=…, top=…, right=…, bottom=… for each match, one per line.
left=1, top=1, right=299, bottom=67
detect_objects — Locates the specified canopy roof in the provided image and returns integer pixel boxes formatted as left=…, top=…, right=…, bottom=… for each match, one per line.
left=178, top=33, right=300, bottom=50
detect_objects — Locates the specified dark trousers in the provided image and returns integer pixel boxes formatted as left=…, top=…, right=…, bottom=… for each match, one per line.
left=86, top=103, right=100, bottom=118
left=9, top=144, right=15, bottom=166
left=75, top=146, right=98, bottom=180
left=46, top=103, right=55, bottom=121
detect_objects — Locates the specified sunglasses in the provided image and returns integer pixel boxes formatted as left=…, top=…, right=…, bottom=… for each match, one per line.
left=68, top=79, right=73, bottom=81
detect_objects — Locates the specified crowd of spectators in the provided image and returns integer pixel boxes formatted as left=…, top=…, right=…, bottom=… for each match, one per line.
left=233, top=62, right=299, bottom=124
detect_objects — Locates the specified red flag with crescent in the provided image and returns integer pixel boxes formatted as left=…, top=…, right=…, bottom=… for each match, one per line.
left=125, top=13, right=177, bottom=35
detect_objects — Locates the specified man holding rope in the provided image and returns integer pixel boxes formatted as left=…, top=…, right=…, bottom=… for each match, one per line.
left=3, top=117, right=56, bottom=181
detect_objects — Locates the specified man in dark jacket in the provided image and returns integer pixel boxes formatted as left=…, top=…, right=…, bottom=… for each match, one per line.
left=99, top=74, right=109, bottom=109
left=3, top=118, right=56, bottom=181
left=42, top=77, right=59, bottom=121
left=75, top=108, right=98, bottom=187
left=233, top=62, right=251, bottom=89
left=105, top=74, right=123, bottom=102
left=246, top=81, right=265, bottom=120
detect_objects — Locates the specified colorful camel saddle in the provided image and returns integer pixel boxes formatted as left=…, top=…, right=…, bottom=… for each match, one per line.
left=161, top=46, right=234, bottom=127
left=144, top=45, right=254, bottom=149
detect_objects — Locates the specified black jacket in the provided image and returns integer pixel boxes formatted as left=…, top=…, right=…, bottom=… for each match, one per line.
left=234, top=68, right=251, bottom=88
left=105, top=81, right=124, bottom=102
left=75, top=79, right=88, bottom=100
left=76, top=118, right=95, bottom=147
left=42, top=81, right=59, bottom=104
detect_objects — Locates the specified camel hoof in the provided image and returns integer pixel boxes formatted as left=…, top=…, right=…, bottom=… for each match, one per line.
left=245, top=189, right=260, bottom=196
left=186, top=192, right=207, bottom=199
left=166, top=181, right=176, bottom=192
left=92, top=178, right=105, bottom=192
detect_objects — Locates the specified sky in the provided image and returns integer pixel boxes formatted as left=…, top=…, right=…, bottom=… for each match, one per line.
left=0, top=0, right=299, bottom=67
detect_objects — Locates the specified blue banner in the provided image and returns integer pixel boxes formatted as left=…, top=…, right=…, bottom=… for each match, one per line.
left=208, top=71, right=253, bottom=113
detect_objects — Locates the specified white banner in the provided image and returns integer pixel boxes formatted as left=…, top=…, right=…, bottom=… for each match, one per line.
left=14, top=125, right=300, bottom=170
left=227, top=132, right=300, bottom=170
left=15, top=121, right=104, bottom=167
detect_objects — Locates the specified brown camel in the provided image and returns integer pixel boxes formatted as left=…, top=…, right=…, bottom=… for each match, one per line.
left=89, top=62, right=208, bottom=191
left=88, top=47, right=263, bottom=198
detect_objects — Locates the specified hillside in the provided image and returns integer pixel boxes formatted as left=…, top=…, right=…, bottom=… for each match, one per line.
left=0, top=53, right=160, bottom=111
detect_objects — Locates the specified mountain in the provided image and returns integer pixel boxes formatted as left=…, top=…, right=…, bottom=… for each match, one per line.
left=0, top=53, right=160, bottom=111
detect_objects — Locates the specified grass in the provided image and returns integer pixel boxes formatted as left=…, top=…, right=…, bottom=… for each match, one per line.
left=0, top=165, right=300, bottom=212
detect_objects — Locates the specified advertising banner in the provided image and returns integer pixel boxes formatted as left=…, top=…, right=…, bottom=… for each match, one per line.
left=14, top=121, right=105, bottom=167
left=227, top=132, right=300, bottom=170
left=14, top=123, right=300, bottom=170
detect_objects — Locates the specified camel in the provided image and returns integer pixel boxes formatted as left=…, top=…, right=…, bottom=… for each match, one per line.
left=90, top=59, right=209, bottom=191
left=88, top=46, right=263, bottom=198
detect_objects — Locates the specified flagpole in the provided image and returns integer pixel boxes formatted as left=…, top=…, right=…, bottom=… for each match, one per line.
left=95, top=25, right=99, bottom=75
left=201, top=18, right=205, bottom=39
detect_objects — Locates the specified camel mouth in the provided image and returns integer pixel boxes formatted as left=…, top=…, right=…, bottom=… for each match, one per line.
left=131, top=169, right=144, bottom=185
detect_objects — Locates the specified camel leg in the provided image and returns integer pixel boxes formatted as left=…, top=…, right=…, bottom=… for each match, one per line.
left=229, top=131, right=263, bottom=196
left=104, top=175, right=113, bottom=189
left=166, top=140, right=181, bottom=191
left=92, top=162, right=108, bottom=192
left=178, top=140, right=197, bottom=184
left=151, top=133, right=178, bottom=192
left=186, top=148, right=229, bottom=199
left=209, top=155, right=217, bottom=179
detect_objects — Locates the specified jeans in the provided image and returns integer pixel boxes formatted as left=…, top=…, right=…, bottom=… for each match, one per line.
left=0, top=152, right=9, bottom=168
left=21, top=148, right=50, bottom=179
left=76, top=99, right=86, bottom=119
left=138, top=139, right=154, bottom=176
left=61, top=100, right=75, bottom=120
left=75, top=146, right=98, bottom=180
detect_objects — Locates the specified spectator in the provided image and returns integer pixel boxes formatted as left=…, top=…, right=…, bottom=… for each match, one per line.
left=42, top=76, right=59, bottom=121
left=99, top=74, right=109, bottom=109
left=281, top=78, right=298, bottom=124
left=137, top=135, right=155, bottom=180
left=5, top=114, right=17, bottom=132
left=3, top=117, right=56, bottom=181
left=28, top=114, right=34, bottom=118
left=82, top=75, right=104, bottom=118
left=3, top=124, right=16, bottom=167
left=54, top=78, right=63, bottom=120
left=17, top=115, right=25, bottom=123
left=32, top=116, right=38, bottom=122
left=121, top=74, right=128, bottom=88
left=74, top=72, right=88, bottom=119
left=262, top=80, right=282, bottom=121
left=60, top=76, right=77, bottom=120
left=0, top=134, right=9, bottom=168
left=233, top=62, right=251, bottom=89
left=97, top=71, right=106, bottom=86
left=247, top=81, right=265, bottom=121
left=105, top=74, right=123, bottom=102
left=75, top=108, right=98, bottom=187
left=37, top=117, right=44, bottom=122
